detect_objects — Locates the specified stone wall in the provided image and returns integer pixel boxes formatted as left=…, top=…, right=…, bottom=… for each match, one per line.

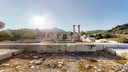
left=0, top=43, right=128, bottom=54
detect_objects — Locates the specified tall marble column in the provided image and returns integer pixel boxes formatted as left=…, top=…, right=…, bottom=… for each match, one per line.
left=78, top=25, right=80, bottom=34
left=73, top=25, right=76, bottom=35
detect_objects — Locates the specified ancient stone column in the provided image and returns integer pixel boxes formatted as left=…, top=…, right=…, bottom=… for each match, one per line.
left=73, top=25, right=76, bottom=35
left=78, top=25, right=80, bottom=34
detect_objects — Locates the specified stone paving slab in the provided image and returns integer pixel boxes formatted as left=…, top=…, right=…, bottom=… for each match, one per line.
left=0, top=49, right=25, bottom=61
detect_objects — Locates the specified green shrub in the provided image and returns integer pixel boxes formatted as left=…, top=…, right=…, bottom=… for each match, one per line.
left=102, top=33, right=111, bottom=38
left=95, top=34, right=103, bottom=39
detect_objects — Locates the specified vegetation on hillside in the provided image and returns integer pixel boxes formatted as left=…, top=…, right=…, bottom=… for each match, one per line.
left=0, top=28, right=66, bottom=41
left=86, top=23, right=128, bottom=43
left=86, top=30, right=105, bottom=34
left=80, top=31, right=86, bottom=35
left=108, top=23, right=128, bottom=34
left=90, top=33, right=111, bottom=39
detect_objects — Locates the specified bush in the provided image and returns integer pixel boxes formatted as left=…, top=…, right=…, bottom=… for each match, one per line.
left=80, top=31, right=86, bottom=35
left=117, top=38, right=128, bottom=43
left=102, top=33, right=111, bottom=38
left=95, top=34, right=103, bottom=39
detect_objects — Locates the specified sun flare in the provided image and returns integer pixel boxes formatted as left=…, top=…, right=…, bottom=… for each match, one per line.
left=33, top=15, right=45, bottom=25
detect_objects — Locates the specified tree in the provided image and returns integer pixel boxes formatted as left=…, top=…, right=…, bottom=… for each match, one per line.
left=0, top=31, right=10, bottom=41
left=95, top=34, right=103, bottom=39
left=102, top=33, right=111, bottom=38
left=80, top=31, right=86, bottom=36
left=123, top=29, right=128, bottom=34
left=11, top=32, right=21, bottom=41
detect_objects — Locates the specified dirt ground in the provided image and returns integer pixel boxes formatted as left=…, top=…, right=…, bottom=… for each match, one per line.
left=0, top=52, right=128, bottom=72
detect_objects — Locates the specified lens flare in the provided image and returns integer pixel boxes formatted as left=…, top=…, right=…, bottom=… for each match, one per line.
left=33, top=15, right=45, bottom=25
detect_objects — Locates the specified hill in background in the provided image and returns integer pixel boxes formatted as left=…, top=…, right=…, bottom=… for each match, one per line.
left=86, top=23, right=128, bottom=34
left=86, top=30, right=106, bottom=34
left=107, top=23, right=128, bottom=34
left=41, top=27, right=66, bottom=33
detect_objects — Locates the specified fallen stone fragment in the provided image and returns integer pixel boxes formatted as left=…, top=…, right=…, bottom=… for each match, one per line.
left=35, top=58, right=45, bottom=65
left=1, top=64, right=10, bottom=67
left=57, top=62, right=64, bottom=68
left=32, top=56, right=39, bottom=59
left=58, top=64, right=63, bottom=68
left=58, top=62, right=64, bottom=65
left=29, top=60, right=35, bottom=64
left=94, top=66, right=98, bottom=70
left=35, top=60, right=42, bottom=65
left=85, top=64, right=92, bottom=69
left=29, top=64, right=33, bottom=67
left=97, top=69, right=103, bottom=72
left=16, top=66, right=21, bottom=69
left=30, top=65, right=35, bottom=68
left=69, top=59, right=72, bottom=61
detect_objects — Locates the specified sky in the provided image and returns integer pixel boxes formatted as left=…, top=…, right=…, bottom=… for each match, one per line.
left=0, top=0, right=128, bottom=31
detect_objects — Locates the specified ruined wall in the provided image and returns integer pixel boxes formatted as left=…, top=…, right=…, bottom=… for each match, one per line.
left=0, top=43, right=128, bottom=54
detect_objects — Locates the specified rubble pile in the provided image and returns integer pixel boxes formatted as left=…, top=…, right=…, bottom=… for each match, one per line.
left=0, top=52, right=127, bottom=72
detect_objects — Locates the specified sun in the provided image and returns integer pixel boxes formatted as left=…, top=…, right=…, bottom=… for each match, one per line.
left=33, top=15, right=46, bottom=26
left=31, top=14, right=52, bottom=29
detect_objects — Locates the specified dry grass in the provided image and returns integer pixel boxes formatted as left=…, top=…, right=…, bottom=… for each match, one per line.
left=115, top=60, right=127, bottom=65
